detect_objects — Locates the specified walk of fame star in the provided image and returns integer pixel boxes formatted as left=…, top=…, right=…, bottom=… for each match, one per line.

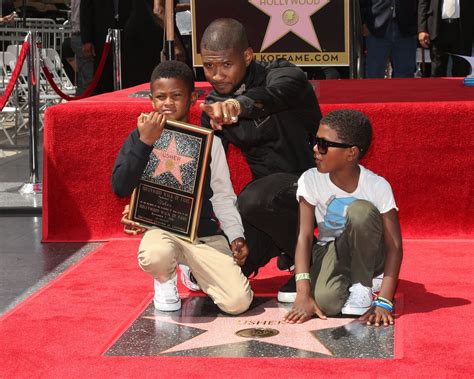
left=248, top=0, right=331, bottom=51
left=143, top=298, right=353, bottom=356
left=152, top=135, right=194, bottom=185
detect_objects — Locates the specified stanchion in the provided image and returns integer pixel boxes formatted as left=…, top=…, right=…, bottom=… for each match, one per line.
left=349, top=0, right=363, bottom=79
left=19, top=31, right=42, bottom=195
left=164, top=0, right=175, bottom=60
left=111, top=28, right=122, bottom=91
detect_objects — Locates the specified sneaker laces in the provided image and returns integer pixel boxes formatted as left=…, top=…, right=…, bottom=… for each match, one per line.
left=155, top=276, right=179, bottom=301
left=345, top=283, right=372, bottom=307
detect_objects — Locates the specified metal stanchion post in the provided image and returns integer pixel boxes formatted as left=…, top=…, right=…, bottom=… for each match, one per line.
left=19, top=31, right=42, bottom=195
left=349, top=0, right=363, bottom=79
left=164, top=0, right=175, bottom=60
left=111, top=28, right=122, bottom=91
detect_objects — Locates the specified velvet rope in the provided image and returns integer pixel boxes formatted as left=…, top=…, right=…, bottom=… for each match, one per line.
left=0, top=40, right=30, bottom=111
left=41, top=41, right=112, bottom=101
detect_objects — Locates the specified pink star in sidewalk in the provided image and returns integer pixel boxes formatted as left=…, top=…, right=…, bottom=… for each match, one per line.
left=144, top=299, right=354, bottom=356
left=249, top=0, right=330, bottom=51
left=152, top=135, right=194, bottom=185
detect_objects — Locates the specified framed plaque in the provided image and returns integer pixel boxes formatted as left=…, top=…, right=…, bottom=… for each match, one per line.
left=129, top=119, right=213, bottom=243
left=191, top=0, right=350, bottom=66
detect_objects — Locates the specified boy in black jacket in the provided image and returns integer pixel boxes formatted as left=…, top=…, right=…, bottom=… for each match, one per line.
left=112, top=61, right=253, bottom=314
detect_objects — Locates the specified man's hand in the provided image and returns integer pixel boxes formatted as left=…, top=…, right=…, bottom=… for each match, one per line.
left=0, top=11, right=16, bottom=25
left=153, top=0, right=165, bottom=23
left=82, top=42, right=95, bottom=58
left=284, top=294, right=326, bottom=324
left=359, top=306, right=394, bottom=327
left=230, top=237, right=249, bottom=266
left=121, top=204, right=146, bottom=236
left=418, top=32, right=430, bottom=49
left=138, top=112, right=166, bottom=146
left=200, top=101, right=240, bottom=131
left=362, top=24, right=371, bottom=37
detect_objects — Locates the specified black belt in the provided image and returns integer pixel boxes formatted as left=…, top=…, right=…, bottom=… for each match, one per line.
left=442, top=18, right=459, bottom=24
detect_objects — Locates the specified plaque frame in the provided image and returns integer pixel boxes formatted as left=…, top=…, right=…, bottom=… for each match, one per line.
left=129, top=119, right=213, bottom=243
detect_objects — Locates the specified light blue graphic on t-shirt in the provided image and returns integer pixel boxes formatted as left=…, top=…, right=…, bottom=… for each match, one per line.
left=317, top=196, right=357, bottom=243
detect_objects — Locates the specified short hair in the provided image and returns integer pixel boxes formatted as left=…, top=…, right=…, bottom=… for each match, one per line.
left=200, top=18, right=249, bottom=52
left=150, top=60, right=195, bottom=93
left=321, top=109, right=372, bottom=159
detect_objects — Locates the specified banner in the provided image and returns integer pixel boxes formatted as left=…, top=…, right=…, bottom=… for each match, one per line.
left=192, top=0, right=349, bottom=66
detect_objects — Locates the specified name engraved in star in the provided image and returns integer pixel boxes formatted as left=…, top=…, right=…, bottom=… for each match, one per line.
left=238, top=320, right=286, bottom=325
left=136, top=186, right=194, bottom=233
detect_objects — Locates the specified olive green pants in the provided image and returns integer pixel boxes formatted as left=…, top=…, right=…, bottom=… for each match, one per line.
left=310, top=200, right=385, bottom=316
left=138, top=229, right=253, bottom=315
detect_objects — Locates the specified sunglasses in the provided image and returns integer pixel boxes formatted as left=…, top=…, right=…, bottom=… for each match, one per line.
left=312, top=136, right=355, bottom=155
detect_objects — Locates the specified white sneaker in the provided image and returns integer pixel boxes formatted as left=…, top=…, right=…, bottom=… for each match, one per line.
left=341, top=283, right=373, bottom=316
left=372, top=273, right=384, bottom=293
left=153, top=275, right=181, bottom=311
left=178, top=264, right=200, bottom=292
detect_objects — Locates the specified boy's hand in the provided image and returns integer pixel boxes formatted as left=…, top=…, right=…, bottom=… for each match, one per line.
left=284, top=293, right=326, bottom=324
left=230, top=237, right=249, bottom=266
left=138, top=112, right=166, bottom=146
left=200, top=101, right=240, bottom=131
left=121, top=204, right=146, bottom=236
left=360, top=306, right=394, bottom=327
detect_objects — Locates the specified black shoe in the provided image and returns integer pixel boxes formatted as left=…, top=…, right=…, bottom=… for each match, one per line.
left=277, top=253, right=295, bottom=271
left=277, top=275, right=296, bottom=303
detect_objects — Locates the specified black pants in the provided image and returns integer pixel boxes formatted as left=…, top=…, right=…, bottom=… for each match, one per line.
left=430, top=20, right=472, bottom=77
left=238, top=173, right=300, bottom=277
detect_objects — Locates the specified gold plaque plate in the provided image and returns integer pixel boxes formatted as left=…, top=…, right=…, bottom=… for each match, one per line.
left=235, top=328, right=279, bottom=339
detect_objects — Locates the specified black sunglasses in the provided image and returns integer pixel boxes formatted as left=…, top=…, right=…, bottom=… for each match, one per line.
left=313, top=136, right=355, bottom=155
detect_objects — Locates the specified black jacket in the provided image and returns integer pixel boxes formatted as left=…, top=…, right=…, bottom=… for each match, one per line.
left=111, top=129, right=219, bottom=238
left=201, top=59, right=322, bottom=180
left=361, top=0, right=417, bottom=38
left=418, top=0, right=474, bottom=41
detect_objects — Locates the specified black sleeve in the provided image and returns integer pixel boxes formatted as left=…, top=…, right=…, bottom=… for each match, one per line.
left=359, top=0, right=368, bottom=25
left=237, top=64, right=310, bottom=119
left=111, top=129, right=153, bottom=198
left=418, top=0, right=429, bottom=33
left=80, top=0, right=94, bottom=44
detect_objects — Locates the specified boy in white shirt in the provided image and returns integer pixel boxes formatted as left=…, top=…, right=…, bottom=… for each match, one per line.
left=284, top=109, right=402, bottom=327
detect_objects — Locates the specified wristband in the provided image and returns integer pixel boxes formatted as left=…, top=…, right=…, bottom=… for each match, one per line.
left=376, top=296, right=393, bottom=307
left=372, top=300, right=393, bottom=312
left=295, top=273, right=311, bottom=282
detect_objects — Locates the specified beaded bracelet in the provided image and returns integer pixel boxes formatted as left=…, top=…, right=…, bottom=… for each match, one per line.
left=376, top=296, right=393, bottom=307
left=295, top=273, right=311, bottom=282
left=372, top=300, right=393, bottom=312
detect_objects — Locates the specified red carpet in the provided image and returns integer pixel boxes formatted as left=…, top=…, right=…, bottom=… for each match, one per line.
left=42, top=78, right=474, bottom=242
left=1, top=239, right=473, bottom=377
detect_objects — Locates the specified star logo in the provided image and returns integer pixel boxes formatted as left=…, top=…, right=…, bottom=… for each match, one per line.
left=144, top=298, right=354, bottom=356
left=152, top=135, right=194, bottom=185
left=249, top=0, right=331, bottom=51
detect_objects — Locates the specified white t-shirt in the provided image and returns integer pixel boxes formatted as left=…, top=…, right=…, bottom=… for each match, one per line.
left=296, top=165, right=398, bottom=245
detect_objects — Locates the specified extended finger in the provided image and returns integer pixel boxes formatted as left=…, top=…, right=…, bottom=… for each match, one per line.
left=210, top=119, right=223, bottom=131
left=314, top=308, right=327, bottom=320
left=374, top=313, right=383, bottom=327
left=366, top=313, right=375, bottom=325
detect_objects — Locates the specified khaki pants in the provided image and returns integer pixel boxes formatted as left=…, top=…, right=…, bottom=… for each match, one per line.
left=311, top=200, right=385, bottom=316
left=138, top=229, right=253, bottom=315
